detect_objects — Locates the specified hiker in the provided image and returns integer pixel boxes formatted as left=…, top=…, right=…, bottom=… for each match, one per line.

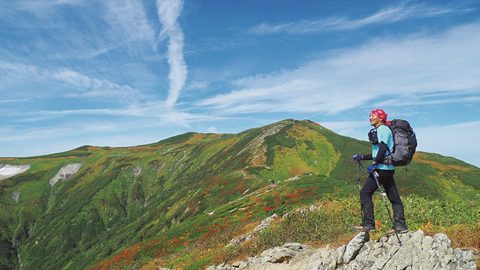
left=352, top=109, right=408, bottom=234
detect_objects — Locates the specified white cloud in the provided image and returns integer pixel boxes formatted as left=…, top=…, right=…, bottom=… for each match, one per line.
left=54, top=70, right=144, bottom=101
left=0, top=0, right=84, bottom=17
left=0, top=127, right=73, bottom=143
left=0, top=98, right=32, bottom=104
left=207, top=126, right=218, bottom=133
left=197, top=22, right=480, bottom=115
left=250, top=4, right=461, bottom=34
left=104, top=0, right=155, bottom=44
left=157, top=0, right=187, bottom=109
left=377, top=94, right=480, bottom=107
left=0, top=61, right=146, bottom=103
left=11, top=99, right=227, bottom=130
left=160, top=110, right=227, bottom=128
left=0, top=1, right=159, bottom=62
left=186, top=80, right=209, bottom=91
left=0, top=61, right=47, bottom=77
left=186, top=37, right=257, bottom=55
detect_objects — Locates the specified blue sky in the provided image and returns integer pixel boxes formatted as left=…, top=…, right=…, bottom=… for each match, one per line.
left=1, top=0, right=479, bottom=166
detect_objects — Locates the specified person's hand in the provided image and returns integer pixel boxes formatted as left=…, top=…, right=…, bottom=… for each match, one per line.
left=352, top=154, right=363, bottom=162
left=367, top=164, right=378, bottom=174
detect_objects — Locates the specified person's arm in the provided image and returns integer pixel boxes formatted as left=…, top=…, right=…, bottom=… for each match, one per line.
left=373, top=142, right=388, bottom=164
left=363, top=154, right=373, bottom=160
left=352, top=153, right=372, bottom=161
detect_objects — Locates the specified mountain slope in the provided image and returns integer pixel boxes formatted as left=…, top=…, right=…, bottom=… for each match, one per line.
left=0, top=119, right=478, bottom=269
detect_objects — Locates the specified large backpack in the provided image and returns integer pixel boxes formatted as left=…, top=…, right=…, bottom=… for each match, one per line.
left=385, top=119, right=417, bottom=166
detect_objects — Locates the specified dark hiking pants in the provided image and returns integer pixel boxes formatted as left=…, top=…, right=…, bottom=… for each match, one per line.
left=360, top=169, right=407, bottom=230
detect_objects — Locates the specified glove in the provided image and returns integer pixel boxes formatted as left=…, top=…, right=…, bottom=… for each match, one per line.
left=367, top=164, right=378, bottom=174
left=352, top=154, right=363, bottom=162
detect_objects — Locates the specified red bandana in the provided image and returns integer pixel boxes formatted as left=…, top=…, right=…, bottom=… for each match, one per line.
left=371, top=109, right=388, bottom=123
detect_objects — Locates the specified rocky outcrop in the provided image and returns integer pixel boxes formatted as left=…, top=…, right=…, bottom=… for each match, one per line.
left=227, top=214, right=279, bottom=247
left=227, top=205, right=324, bottom=248
left=133, top=165, right=142, bottom=177
left=237, top=120, right=292, bottom=166
left=0, top=164, right=30, bottom=181
left=49, top=163, right=83, bottom=186
left=12, top=191, right=20, bottom=203
left=207, top=230, right=478, bottom=270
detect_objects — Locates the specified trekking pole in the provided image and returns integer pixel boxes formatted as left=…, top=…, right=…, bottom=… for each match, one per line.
left=372, top=171, right=402, bottom=246
left=355, top=161, right=362, bottom=191
left=355, top=161, right=363, bottom=221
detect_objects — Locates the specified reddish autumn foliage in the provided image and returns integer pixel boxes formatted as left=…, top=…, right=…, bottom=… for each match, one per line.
left=94, top=245, right=141, bottom=270
left=287, top=193, right=301, bottom=199
left=263, top=206, right=275, bottom=212
left=93, top=238, right=164, bottom=270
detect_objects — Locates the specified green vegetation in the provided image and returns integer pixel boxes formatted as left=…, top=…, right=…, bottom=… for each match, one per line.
left=162, top=193, right=480, bottom=270
left=0, top=119, right=478, bottom=270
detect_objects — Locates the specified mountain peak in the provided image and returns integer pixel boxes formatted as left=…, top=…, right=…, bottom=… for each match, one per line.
left=1, top=119, right=478, bottom=270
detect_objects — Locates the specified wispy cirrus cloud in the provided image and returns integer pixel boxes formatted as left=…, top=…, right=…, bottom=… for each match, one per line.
left=377, top=93, right=480, bottom=107
left=53, top=70, right=147, bottom=101
left=0, top=127, right=74, bottom=143
left=0, top=0, right=84, bottom=17
left=104, top=0, right=155, bottom=45
left=198, top=22, right=480, bottom=115
left=0, top=98, right=32, bottom=104
left=0, top=0, right=158, bottom=61
left=0, top=58, right=220, bottom=129
left=186, top=37, right=257, bottom=56
left=157, top=0, right=187, bottom=109
left=186, top=80, right=209, bottom=91
left=0, top=61, right=147, bottom=103
left=250, top=4, right=463, bottom=35
left=5, top=97, right=226, bottom=130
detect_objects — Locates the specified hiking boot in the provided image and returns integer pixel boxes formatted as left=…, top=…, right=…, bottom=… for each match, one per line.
left=386, top=227, right=408, bottom=235
left=351, top=225, right=375, bottom=233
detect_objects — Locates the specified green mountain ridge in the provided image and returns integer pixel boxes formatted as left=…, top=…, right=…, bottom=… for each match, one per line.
left=0, top=119, right=478, bottom=269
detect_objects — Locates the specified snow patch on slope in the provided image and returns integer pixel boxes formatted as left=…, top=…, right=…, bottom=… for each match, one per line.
left=0, top=164, right=30, bottom=181
left=49, top=163, right=83, bottom=186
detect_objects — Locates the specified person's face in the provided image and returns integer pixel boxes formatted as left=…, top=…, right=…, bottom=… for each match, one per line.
left=369, top=113, right=382, bottom=127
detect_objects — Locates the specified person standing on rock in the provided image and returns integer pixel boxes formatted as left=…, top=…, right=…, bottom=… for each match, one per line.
left=352, top=109, right=408, bottom=234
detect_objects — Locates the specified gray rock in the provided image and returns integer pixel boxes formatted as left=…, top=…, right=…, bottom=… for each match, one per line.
left=205, top=231, right=478, bottom=270
left=299, top=247, right=337, bottom=270
left=227, top=214, right=279, bottom=247
left=253, top=214, right=278, bottom=233
left=133, top=165, right=142, bottom=177
left=335, top=245, right=346, bottom=265
left=259, top=243, right=307, bottom=263
left=12, top=191, right=20, bottom=203
left=343, top=232, right=369, bottom=264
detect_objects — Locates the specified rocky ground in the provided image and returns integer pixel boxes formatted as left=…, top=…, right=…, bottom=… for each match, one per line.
left=49, top=163, right=83, bottom=186
left=206, top=230, right=478, bottom=270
